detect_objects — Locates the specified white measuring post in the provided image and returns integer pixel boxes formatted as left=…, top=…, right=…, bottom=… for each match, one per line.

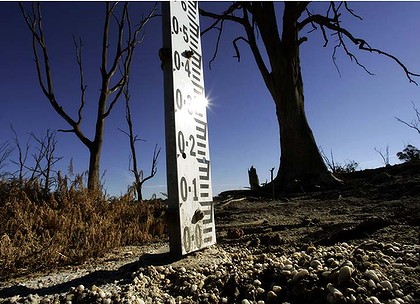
left=162, top=1, right=216, bottom=256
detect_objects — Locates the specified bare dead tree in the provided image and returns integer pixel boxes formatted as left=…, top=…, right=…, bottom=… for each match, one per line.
left=374, top=145, right=390, bottom=167
left=19, top=2, right=157, bottom=192
left=119, top=82, right=161, bottom=201
left=26, top=130, right=63, bottom=196
left=10, top=125, right=30, bottom=186
left=319, top=147, right=337, bottom=173
left=395, top=101, right=420, bottom=135
left=0, top=140, right=13, bottom=177
left=200, top=2, right=419, bottom=191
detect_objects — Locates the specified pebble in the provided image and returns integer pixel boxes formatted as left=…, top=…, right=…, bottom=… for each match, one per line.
left=380, top=280, right=393, bottom=290
left=2, top=240, right=418, bottom=304
left=272, top=285, right=282, bottom=293
left=365, top=269, right=380, bottom=282
left=366, top=296, right=381, bottom=304
left=338, top=265, right=353, bottom=284
left=292, top=269, right=309, bottom=281
left=266, top=290, right=277, bottom=301
left=310, top=259, right=322, bottom=269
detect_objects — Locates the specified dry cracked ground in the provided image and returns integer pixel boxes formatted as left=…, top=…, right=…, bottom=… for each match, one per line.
left=0, top=162, right=419, bottom=303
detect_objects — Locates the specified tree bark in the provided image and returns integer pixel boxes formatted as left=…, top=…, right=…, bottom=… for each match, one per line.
left=275, top=3, right=328, bottom=185
left=250, top=2, right=332, bottom=189
left=88, top=139, right=102, bottom=192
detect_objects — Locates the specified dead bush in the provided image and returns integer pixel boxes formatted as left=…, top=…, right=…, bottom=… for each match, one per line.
left=0, top=181, right=167, bottom=279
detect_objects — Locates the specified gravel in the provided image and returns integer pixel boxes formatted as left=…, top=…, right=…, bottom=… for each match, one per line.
left=1, top=238, right=419, bottom=304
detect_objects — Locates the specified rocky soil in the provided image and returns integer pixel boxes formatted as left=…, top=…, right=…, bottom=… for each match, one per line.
left=0, top=163, right=419, bottom=304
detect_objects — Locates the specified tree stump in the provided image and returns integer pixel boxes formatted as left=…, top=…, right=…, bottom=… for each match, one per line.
left=248, top=166, right=261, bottom=190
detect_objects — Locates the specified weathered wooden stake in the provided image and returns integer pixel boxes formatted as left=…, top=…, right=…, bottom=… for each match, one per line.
left=162, top=1, right=216, bottom=256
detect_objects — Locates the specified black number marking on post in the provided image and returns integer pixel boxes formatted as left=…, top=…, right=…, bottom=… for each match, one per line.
left=172, top=16, right=179, bottom=34
left=178, top=131, right=186, bottom=159
left=180, top=176, right=188, bottom=202
left=183, top=24, right=189, bottom=43
left=195, top=224, right=202, bottom=248
left=175, top=89, right=183, bottom=110
left=189, top=134, right=196, bottom=156
left=185, top=59, right=191, bottom=78
left=174, top=51, right=181, bottom=71
left=183, top=226, right=191, bottom=252
left=192, top=177, right=198, bottom=201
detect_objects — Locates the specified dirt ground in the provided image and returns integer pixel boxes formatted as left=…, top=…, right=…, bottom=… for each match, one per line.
left=0, top=162, right=419, bottom=303
left=215, top=162, right=420, bottom=249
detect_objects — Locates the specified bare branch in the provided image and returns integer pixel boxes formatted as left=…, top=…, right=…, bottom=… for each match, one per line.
left=395, top=119, right=420, bottom=134
left=102, top=3, right=158, bottom=119
left=208, top=20, right=224, bottom=70
left=200, top=2, right=273, bottom=94
left=0, top=140, right=13, bottom=173
left=140, top=144, right=161, bottom=186
left=10, top=125, right=30, bottom=183
left=73, top=36, right=87, bottom=126
left=200, top=3, right=245, bottom=30
left=344, top=2, right=363, bottom=20
left=304, top=8, right=318, bottom=34
left=232, top=36, right=250, bottom=62
left=374, top=145, right=390, bottom=166
left=395, top=101, right=420, bottom=134
left=298, top=2, right=419, bottom=85
left=19, top=2, right=92, bottom=148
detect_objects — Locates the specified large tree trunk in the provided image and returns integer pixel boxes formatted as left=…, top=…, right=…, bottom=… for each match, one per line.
left=88, top=141, right=102, bottom=192
left=88, top=109, right=105, bottom=192
left=273, top=64, right=328, bottom=185
left=251, top=2, right=337, bottom=190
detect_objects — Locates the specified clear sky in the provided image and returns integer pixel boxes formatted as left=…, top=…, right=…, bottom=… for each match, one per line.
left=0, top=2, right=419, bottom=198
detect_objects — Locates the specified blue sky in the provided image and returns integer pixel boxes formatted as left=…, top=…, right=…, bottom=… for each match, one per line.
left=0, top=2, right=419, bottom=198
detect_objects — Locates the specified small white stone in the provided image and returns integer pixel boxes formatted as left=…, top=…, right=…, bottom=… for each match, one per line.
left=241, top=299, right=251, bottom=304
left=322, top=271, right=332, bottom=278
left=256, top=287, right=265, bottom=294
left=272, top=285, right=282, bottom=294
left=98, top=290, right=106, bottom=299
left=368, top=279, right=376, bottom=288
left=190, top=284, right=198, bottom=292
left=350, top=294, right=357, bottom=303
left=293, top=269, right=309, bottom=281
left=310, top=260, right=322, bottom=269
left=338, top=266, right=353, bottom=284
left=380, top=280, right=393, bottom=290
left=327, top=283, right=336, bottom=293
left=365, top=269, right=380, bottom=282
left=366, top=296, right=381, bottom=304
left=103, top=298, right=111, bottom=304
left=254, top=279, right=262, bottom=286
left=76, top=285, right=85, bottom=292
left=267, top=290, right=277, bottom=300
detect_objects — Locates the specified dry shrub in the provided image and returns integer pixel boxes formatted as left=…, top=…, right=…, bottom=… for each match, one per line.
left=0, top=181, right=167, bottom=279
